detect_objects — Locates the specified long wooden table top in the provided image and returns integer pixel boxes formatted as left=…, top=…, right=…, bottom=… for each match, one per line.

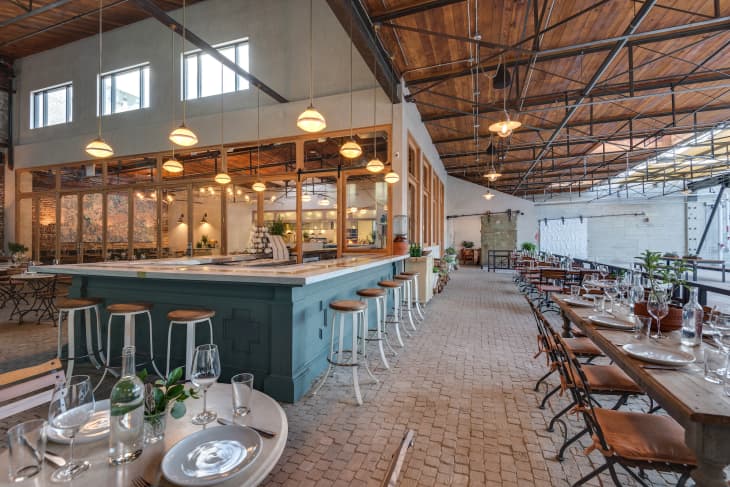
left=553, top=294, right=730, bottom=427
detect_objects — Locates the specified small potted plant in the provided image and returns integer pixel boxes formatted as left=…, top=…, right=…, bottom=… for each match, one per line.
left=137, top=367, right=198, bottom=444
left=462, top=241, right=474, bottom=249
left=269, top=217, right=286, bottom=237
left=635, top=250, right=688, bottom=331
left=520, top=242, right=537, bottom=253
left=8, top=242, right=28, bottom=264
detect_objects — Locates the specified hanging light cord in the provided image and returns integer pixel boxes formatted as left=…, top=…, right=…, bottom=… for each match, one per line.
left=256, top=88, right=261, bottom=177
left=309, top=0, right=314, bottom=106
left=182, top=0, right=187, bottom=124
left=170, top=28, right=176, bottom=157
left=349, top=6, right=353, bottom=140
left=373, top=56, right=377, bottom=159
left=97, top=0, right=103, bottom=138
left=220, top=53, right=224, bottom=148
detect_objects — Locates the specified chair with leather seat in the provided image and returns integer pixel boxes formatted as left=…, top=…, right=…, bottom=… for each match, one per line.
left=558, top=338, right=695, bottom=486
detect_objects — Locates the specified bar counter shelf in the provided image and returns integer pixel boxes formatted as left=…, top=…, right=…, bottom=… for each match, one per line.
left=36, top=254, right=407, bottom=402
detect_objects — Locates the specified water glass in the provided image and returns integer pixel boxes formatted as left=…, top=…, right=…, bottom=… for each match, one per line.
left=231, top=373, right=255, bottom=418
left=570, top=285, right=581, bottom=298
left=7, top=419, right=47, bottom=483
left=592, top=295, right=605, bottom=313
left=632, top=316, right=651, bottom=339
left=703, top=347, right=728, bottom=384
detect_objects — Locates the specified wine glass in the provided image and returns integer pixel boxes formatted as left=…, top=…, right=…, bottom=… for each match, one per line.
left=191, top=344, right=221, bottom=425
left=647, top=291, right=669, bottom=339
left=47, top=375, right=95, bottom=482
left=597, top=265, right=609, bottom=281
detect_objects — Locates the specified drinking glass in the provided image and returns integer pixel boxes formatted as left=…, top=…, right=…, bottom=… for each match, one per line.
left=47, top=375, right=95, bottom=482
left=605, top=285, right=620, bottom=313
left=7, top=419, right=47, bottom=482
left=231, top=373, right=254, bottom=419
left=592, top=295, right=605, bottom=313
left=703, top=347, right=727, bottom=384
left=706, top=312, right=730, bottom=353
left=570, top=285, right=581, bottom=298
left=191, top=344, right=221, bottom=425
left=598, top=265, right=608, bottom=281
left=647, top=292, right=669, bottom=339
left=632, top=316, right=651, bottom=340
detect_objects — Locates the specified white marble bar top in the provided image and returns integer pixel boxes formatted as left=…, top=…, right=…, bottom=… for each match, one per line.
left=31, top=254, right=408, bottom=286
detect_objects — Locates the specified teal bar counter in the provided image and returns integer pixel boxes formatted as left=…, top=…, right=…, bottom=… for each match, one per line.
left=39, top=255, right=406, bottom=402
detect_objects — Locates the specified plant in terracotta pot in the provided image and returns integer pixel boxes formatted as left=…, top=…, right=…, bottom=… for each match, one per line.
left=635, top=250, right=688, bottom=332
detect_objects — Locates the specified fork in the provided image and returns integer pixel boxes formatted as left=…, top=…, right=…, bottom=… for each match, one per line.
left=131, top=476, right=151, bottom=487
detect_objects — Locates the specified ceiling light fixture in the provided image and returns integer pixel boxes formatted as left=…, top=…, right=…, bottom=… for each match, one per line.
left=200, top=212, right=209, bottom=223
left=340, top=11, right=362, bottom=159
left=384, top=171, right=400, bottom=184
left=366, top=58, right=384, bottom=173
left=85, top=0, right=113, bottom=159
left=253, top=88, right=266, bottom=192
left=169, top=0, right=198, bottom=147
left=214, top=172, right=231, bottom=185
left=318, top=195, right=331, bottom=206
left=213, top=54, right=231, bottom=185
left=301, top=193, right=312, bottom=202
left=163, top=29, right=183, bottom=173
left=482, top=189, right=495, bottom=200
left=489, top=56, right=521, bottom=138
left=483, top=135, right=502, bottom=181
left=297, top=0, right=326, bottom=133
left=163, top=157, right=183, bottom=173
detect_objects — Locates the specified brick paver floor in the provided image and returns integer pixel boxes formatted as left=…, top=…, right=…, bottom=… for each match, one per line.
left=0, top=268, right=696, bottom=485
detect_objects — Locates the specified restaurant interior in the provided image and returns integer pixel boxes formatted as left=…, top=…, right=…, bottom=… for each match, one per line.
left=1, top=0, right=730, bottom=486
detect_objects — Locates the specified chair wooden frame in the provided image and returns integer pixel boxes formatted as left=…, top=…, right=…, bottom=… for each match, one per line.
left=0, top=358, right=65, bottom=420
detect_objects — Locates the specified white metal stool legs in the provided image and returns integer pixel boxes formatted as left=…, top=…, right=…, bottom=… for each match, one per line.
left=400, top=280, right=417, bottom=332
left=166, top=318, right=214, bottom=380
left=411, top=275, right=425, bottom=321
left=386, top=287, right=406, bottom=346
left=57, top=304, right=103, bottom=379
left=360, top=295, right=390, bottom=370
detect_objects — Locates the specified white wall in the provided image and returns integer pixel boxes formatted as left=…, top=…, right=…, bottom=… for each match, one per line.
left=12, top=0, right=387, bottom=167
left=535, top=198, right=686, bottom=266
left=446, top=175, right=537, bottom=251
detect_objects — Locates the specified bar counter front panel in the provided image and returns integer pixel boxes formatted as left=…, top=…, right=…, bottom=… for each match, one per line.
left=48, top=255, right=405, bottom=402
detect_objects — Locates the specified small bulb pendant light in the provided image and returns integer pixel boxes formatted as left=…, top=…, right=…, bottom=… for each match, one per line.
left=163, top=157, right=183, bottom=173
left=340, top=7, right=362, bottom=160
left=86, top=0, right=113, bottom=159
left=170, top=0, right=197, bottom=147
left=297, top=0, right=326, bottom=132
left=384, top=171, right=400, bottom=184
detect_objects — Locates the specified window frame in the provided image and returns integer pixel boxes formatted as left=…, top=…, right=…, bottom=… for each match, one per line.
left=29, top=82, right=73, bottom=129
left=183, top=38, right=250, bottom=100
left=99, top=62, right=150, bottom=116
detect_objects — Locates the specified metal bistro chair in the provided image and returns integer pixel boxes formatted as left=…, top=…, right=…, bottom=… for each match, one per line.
left=0, top=359, right=65, bottom=421
left=557, top=338, right=695, bottom=486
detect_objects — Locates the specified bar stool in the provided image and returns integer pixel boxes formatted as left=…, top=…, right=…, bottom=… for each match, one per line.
left=166, top=309, right=215, bottom=380
left=100, top=303, right=163, bottom=388
left=401, top=271, right=425, bottom=321
left=312, top=299, right=375, bottom=405
left=356, top=288, right=392, bottom=370
left=378, top=280, right=406, bottom=347
left=395, top=274, right=417, bottom=332
left=55, top=297, right=105, bottom=378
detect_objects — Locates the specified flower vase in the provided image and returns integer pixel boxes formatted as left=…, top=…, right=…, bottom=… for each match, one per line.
left=143, top=411, right=167, bottom=445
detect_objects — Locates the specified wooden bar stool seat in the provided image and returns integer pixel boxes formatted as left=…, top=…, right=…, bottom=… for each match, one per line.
left=107, top=302, right=152, bottom=313
left=356, top=288, right=385, bottom=298
left=378, top=280, right=401, bottom=288
left=329, top=300, right=367, bottom=312
left=166, top=308, right=215, bottom=380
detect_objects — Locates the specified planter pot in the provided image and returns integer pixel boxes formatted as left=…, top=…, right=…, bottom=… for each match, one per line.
left=634, top=301, right=683, bottom=332
left=144, top=411, right=167, bottom=445
left=393, top=238, right=409, bottom=255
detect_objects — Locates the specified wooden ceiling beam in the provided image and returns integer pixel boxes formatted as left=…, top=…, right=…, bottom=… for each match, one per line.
left=406, top=15, right=730, bottom=86
left=369, top=0, right=465, bottom=23
left=129, top=0, right=288, bottom=103
left=0, top=0, right=75, bottom=29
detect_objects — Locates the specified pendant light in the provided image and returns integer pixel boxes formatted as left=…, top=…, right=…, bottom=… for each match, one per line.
left=297, top=0, right=326, bottom=133
left=340, top=9, right=362, bottom=159
left=384, top=171, right=400, bottom=184
left=302, top=179, right=313, bottom=202
left=483, top=135, right=502, bottom=181
left=169, top=0, right=198, bottom=147
left=489, top=57, right=521, bottom=138
left=214, top=58, right=230, bottom=185
left=85, top=0, right=113, bottom=159
left=482, top=189, right=495, bottom=200
left=366, top=58, right=384, bottom=172
left=252, top=88, right=266, bottom=192
left=318, top=195, right=331, bottom=206
left=164, top=29, right=183, bottom=173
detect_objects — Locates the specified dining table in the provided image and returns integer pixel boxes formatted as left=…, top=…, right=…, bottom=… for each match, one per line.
left=0, top=382, right=288, bottom=486
left=553, top=294, right=730, bottom=487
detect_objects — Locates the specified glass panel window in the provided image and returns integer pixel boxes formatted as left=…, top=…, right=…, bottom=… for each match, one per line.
left=107, top=192, right=128, bottom=260
left=101, top=64, right=150, bottom=115
left=134, top=190, right=158, bottom=259
left=30, top=82, right=72, bottom=129
left=345, top=175, right=388, bottom=250
left=184, top=39, right=249, bottom=100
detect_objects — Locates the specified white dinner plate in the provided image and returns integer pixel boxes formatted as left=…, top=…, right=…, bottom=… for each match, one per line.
left=588, top=315, right=634, bottom=330
left=702, top=327, right=720, bottom=337
left=622, top=343, right=696, bottom=366
left=564, top=297, right=594, bottom=308
left=162, top=425, right=262, bottom=486
left=47, top=399, right=110, bottom=444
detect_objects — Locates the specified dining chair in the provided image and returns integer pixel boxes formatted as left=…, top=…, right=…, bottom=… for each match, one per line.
left=0, top=358, right=65, bottom=420
left=557, top=339, right=695, bottom=486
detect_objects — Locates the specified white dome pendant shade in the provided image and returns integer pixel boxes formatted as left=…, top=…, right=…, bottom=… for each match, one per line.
left=169, top=124, right=198, bottom=147
left=482, top=190, right=495, bottom=200
left=366, top=157, right=385, bottom=173
left=214, top=172, right=231, bottom=184
left=384, top=171, right=400, bottom=184
left=85, top=137, right=114, bottom=158
left=297, top=106, right=326, bottom=133
left=339, top=139, right=362, bottom=159
left=252, top=181, right=266, bottom=192
left=163, top=157, right=184, bottom=173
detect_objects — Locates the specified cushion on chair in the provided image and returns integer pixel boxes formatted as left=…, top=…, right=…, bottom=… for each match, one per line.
left=564, top=337, right=603, bottom=357
left=592, top=408, right=696, bottom=465
left=329, top=300, right=367, bottom=312
left=167, top=309, right=215, bottom=321
left=582, top=365, right=643, bottom=394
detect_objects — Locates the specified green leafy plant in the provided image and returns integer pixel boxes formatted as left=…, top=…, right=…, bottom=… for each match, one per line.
left=445, top=247, right=457, bottom=255
left=8, top=242, right=28, bottom=255
left=639, top=249, right=688, bottom=295
left=520, top=242, right=537, bottom=252
left=137, top=367, right=198, bottom=419
left=269, top=217, right=286, bottom=236
left=462, top=241, right=474, bottom=249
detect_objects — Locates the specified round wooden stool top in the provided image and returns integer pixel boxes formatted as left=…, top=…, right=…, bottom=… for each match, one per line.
left=107, top=302, right=153, bottom=314
left=378, top=280, right=402, bottom=288
left=329, top=300, right=367, bottom=312
left=401, top=271, right=420, bottom=277
left=56, top=297, right=103, bottom=309
left=394, top=274, right=414, bottom=281
left=356, top=288, right=386, bottom=298
left=168, top=309, right=216, bottom=322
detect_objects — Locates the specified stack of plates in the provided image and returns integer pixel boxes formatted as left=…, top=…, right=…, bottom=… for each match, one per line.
left=622, top=343, right=696, bottom=366
left=588, top=315, right=634, bottom=330
left=563, top=297, right=593, bottom=308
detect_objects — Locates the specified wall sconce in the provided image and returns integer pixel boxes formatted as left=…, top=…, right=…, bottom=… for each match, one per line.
left=177, top=213, right=185, bottom=224
left=200, top=213, right=209, bottom=224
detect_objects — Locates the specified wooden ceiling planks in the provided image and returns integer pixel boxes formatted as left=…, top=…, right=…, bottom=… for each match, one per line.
left=0, top=0, right=198, bottom=60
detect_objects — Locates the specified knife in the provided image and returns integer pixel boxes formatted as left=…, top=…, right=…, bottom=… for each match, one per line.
left=217, top=417, right=276, bottom=438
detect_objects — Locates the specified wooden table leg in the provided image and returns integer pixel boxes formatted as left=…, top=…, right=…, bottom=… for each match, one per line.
left=561, top=310, right=572, bottom=338
left=685, top=423, right=730, bottom=487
